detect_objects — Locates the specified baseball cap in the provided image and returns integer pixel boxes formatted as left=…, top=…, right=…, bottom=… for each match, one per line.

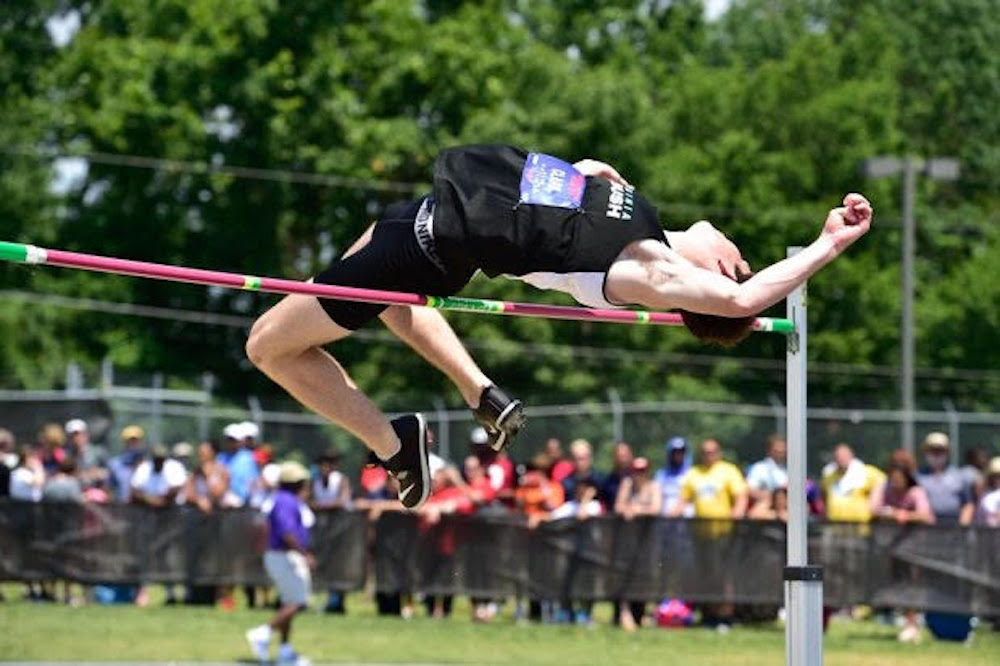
left=987, top=457, right=1000, bottom=477
left=150, top=444, right=169, bottom=458
left=278, top=460, right=310, bottom=484
left=172, top=441, right=194, bottom=458
left=262, top=462, right=281, bottom=486
left=429, top=453, right=447, bottom=477
left=223, top=423, right=245, bottom=440
left=922, top=432, right=950, bottom=449
left=239, top=421, right=260, bottom=440
left=121, top=425, right=145, bottom=440
left=666, top=436, right=688, bottom=451
left=65, top=419, right=88, bottom=435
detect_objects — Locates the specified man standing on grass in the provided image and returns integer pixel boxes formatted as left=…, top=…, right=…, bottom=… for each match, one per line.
left=246, top=461, right=313, bottom=666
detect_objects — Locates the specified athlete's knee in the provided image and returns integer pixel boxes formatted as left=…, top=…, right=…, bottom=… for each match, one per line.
left=246, top=314, right=282, bottom=369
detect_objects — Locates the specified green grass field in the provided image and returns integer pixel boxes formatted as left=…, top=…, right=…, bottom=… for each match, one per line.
left=2, top=587, right=998, bottom=665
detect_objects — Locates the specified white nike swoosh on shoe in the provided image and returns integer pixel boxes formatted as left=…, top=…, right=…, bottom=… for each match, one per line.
left=399, top=485, right=414, bottom=502
left=496, top=401, right=519, bottom=424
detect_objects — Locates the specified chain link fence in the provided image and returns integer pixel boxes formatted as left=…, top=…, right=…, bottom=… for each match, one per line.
left=3, top=362, right=998, bottom=477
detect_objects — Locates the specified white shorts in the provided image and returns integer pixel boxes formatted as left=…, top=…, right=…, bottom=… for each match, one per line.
left=263, top=550, right=311, bottom=606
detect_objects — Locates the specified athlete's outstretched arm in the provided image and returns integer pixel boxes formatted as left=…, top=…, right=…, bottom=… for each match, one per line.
left=610, top=194, right=873, bottom=316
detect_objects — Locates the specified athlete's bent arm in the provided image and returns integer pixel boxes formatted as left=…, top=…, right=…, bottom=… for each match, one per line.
left=608, top=194, right=872, bottom=316
left=647, top=235, right=839, bottom=316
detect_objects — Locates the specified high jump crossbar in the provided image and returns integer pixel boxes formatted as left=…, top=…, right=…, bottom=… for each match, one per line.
left=0, top=239, right=819, bottom=666
left=0, top=241, right=794, bottom=332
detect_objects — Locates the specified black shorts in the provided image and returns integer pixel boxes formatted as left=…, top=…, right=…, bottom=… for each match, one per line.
left=314, top=199, right=475, bottom=330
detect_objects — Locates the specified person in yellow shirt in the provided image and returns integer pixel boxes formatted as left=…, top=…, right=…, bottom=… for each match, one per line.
left=821, top=443, right=886, bottom=523
left=668, top=438, right=748, bottom=629
left=669, top=438, right=749, bottom=519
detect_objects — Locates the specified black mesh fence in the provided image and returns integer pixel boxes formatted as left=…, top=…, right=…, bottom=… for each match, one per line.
left=0, top=501, right=367, bottom=588
left=1, top=501, right=997, bottom=615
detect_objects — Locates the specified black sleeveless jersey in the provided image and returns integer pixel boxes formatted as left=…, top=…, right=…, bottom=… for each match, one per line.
left=430, top=144, right=666, bottom=277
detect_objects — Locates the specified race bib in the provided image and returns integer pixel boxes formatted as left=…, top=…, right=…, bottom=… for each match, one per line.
left=519, top=152, right=586, bottom=208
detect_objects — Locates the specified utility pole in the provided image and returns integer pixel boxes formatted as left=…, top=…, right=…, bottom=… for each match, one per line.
left=862, top=156, right=959, bottom=453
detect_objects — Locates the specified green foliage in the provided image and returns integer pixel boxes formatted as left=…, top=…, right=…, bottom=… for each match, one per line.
left=0, top=0, right=998, bottom=427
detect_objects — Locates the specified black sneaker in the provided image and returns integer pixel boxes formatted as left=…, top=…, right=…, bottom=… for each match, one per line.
left=472, top=385, right=525, bottom=452
left=383, top=413, right=431, bottom=510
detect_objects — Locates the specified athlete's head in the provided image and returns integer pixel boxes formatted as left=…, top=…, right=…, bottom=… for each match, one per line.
left=682, top=220, right=751, bottom=279
left=677, top=221, right=756, bottom=346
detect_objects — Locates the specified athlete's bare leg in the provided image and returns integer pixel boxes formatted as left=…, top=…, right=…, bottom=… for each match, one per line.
left=327, top=222, right=495, bottom=408
left=245, top=293, right=401, bottom=460
left=379, top=306, right=492, bottom=408
left=246, top=222, right=494, bottom=459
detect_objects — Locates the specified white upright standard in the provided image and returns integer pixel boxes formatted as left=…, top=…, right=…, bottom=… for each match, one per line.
left=784, top=246, right=823, bottom=665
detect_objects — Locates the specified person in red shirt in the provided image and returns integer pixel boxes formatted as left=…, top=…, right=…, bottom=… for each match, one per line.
left=545, top=438, right=575, bottom=484
left=422, top=467, right=476, bottom=519
left=416, top=465, right=477, bottom=618
left=253, top=443, right=274, bottom=468
left=356, top=463, right=389, bottom=500
left=478, top=431, right=516, bottom=507
left=462, top=455, right=497, bottom=507
left=458, top=455, right=502, bottom=621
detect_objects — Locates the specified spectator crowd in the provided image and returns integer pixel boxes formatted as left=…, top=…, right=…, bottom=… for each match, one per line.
left=1, top=417, right=999, bottom=640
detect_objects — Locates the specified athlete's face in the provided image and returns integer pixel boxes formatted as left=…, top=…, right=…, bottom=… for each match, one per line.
left=686, top=221, right=751, bottom=281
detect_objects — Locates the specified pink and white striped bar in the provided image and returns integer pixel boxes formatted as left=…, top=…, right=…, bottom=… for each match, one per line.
left=0, top=241, right=793, bottom=333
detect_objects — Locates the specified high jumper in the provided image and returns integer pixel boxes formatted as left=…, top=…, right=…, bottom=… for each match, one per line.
left=243, top=144, right=873, bottom=510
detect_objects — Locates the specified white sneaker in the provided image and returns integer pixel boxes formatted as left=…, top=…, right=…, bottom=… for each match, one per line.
left=278, top=644, right=311, bottom=666
left=245, top=625, right=271, bottom=662
left=898, top=624, right=921, bottom=644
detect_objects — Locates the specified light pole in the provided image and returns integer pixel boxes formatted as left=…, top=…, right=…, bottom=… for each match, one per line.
left=862, top=156, right=959, bottom=453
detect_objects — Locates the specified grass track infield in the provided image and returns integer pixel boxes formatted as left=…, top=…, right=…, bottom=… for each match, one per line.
left=2, top=588, right=998, bottom=665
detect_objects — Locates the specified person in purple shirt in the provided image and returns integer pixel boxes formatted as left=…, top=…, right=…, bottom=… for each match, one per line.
left=245, top=461, right=313, bottom=666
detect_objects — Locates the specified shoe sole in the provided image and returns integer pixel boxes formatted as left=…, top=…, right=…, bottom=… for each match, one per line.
left=490, top=400, right=525, bottom=452
left=405, top=413, right=431, bottom=510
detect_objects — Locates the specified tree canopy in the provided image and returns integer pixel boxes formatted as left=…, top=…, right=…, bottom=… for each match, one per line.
left=1, top=0, right=998, bottom=422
